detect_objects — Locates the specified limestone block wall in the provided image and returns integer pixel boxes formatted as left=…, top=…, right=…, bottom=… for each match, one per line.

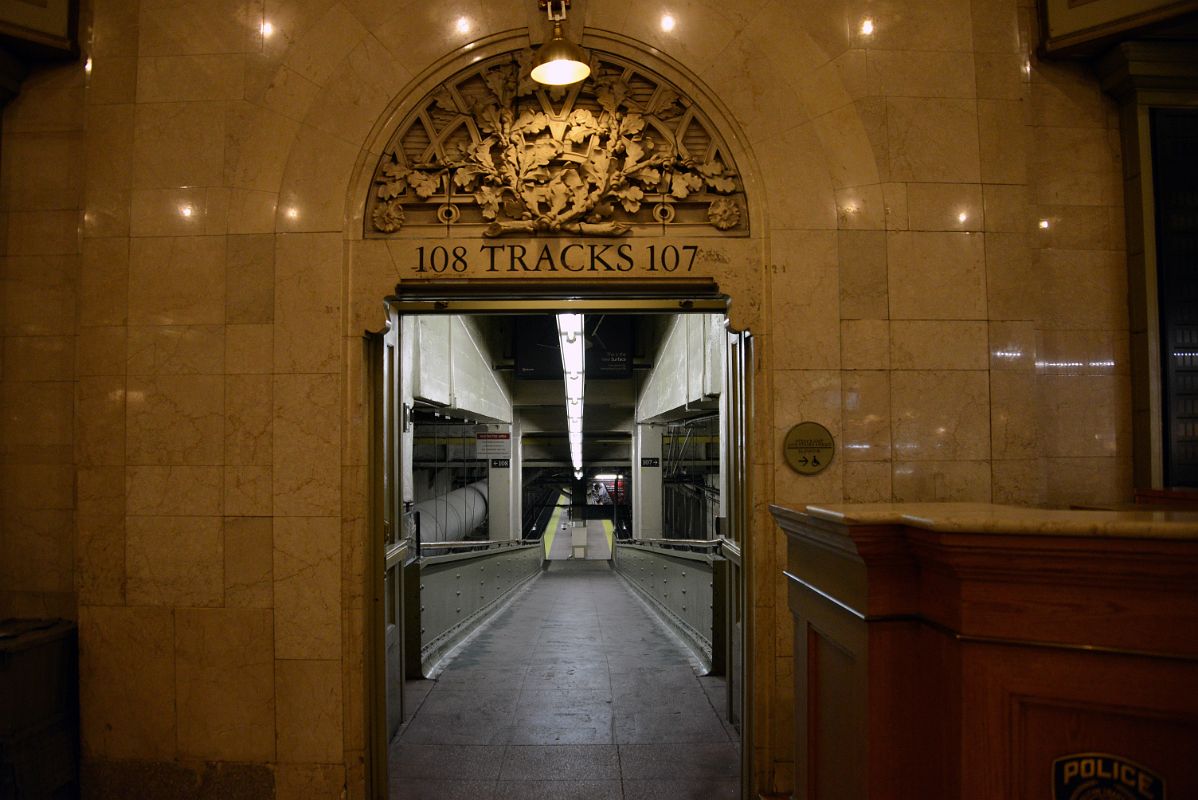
left=0, top=0, right=1135, bottom=797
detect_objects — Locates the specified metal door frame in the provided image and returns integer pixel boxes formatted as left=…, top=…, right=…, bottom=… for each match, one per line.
left=366, top=278, right=755, bottom=799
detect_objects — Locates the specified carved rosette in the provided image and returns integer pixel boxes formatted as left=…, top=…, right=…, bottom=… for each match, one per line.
left=366, top=50, right=747, bottom=238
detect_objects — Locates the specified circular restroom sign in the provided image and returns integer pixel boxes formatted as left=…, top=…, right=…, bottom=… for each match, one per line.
left=783, top=422, right=835, bottom=476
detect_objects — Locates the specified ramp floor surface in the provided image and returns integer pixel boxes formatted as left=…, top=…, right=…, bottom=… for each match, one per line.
left=388, top=560, right=739, bottom=799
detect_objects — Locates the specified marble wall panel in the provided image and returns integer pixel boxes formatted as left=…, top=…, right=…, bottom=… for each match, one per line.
left=126, top=515, right=224, bottom=606
left=76, top=376, right=125, bottom=466
left=225, top=102, right=303, bottom=194
left=79, top=237, right=130, bottom=327
left=128, top=236, right=227, bottom=325
left=906, top=183, right=984, bottom=233
left=836, top=184, right=888, bottom=231
left=798, top=51, right=868, bottom=119
left=985, top=232, right=1035, bottom=321
left=175, top=607, right=275, bottom=761
left=841, top=319, right=890, bottom=370
left=983, top=184, right=1032, bottom=233
left=226, top=465, right=273, bottom=516
left=770, top=230, right=839, bottom=370
left=139, top=0, right=257, bottom=57
left=274, top=233, right=340, bottom=373
left=2, top=255, right=77, bottom=336
left=890, top=321, right=989, bottom=370
left=129, top=187, right=229, bottom=237
left=1030, top=126, right=1122, bottom=207
left=6, top=210, right=80, bottom=255
left=126, top=466, right=224, bottom=516
left=274, top=516, right=341, bottom=660
left=867, top=50, right=976, bottom=99
left=891, top=370, right=990, bottom=461
left=346, top=241, right=398, bottom=335
left=126, top=325, right=225, bottom=375
left=276, top=658, right=344, bottom=764
left=1038, top=249, right=1127, bottom=330
left=747, top=124, right=838, bottom=230
left=887, top=231, right=986, bottom=320
left=843, top=461, right=893, bottom=502
left=2, top=63, right=84, bottom=133
left=132, top=102, right=229, bottom=189
left=3, top=335, right=75, bottom=381
left=989, top=320, right=1038, bottom=372
left=275, top=125, right=360, bottom=232
left=225, top=516, right=274, bottom=608
left=1045, top=456, right=1132, bottom=506
left=226, top=373, right=273, bottom=465
left=698, top=35, right=807, bottom=144
left=87, top=55, right=139, bottom=106
left=971, top=0, right=1022, bottom=53
left=0, top=131, right=83, bottom=211
left=126, top=374, right=224, bottom=465
left=273, top=373, right=341, bottom=515
left=978, top=98, right=1029, bottom=184
left=79, top=606, right=176, bottom=759
left=76, top=513, right=126, bottom=605
left=860, top=0, right=974, bottom=51
left=841, top=370, right=890, bottom=462
left=77, top=326, right=127, bottom=376
left=276, top=763, right=347, bottom=800
left=811, top=100, right=887, bottom=188
left=838, top=230, right=888, bottom=319
left=892, top=459, right=993, bottom=502
left=226, top=324, right=274, bottom=374
left=975, top=53, right=1027, bottom=101
left=992, top=458, right=1046, bottom=505
left=227, top=234, right=276, bottom=324
left=136, top=55, right=248, bottom=103
left=990, top=371, right=1040, bottom=460
left=226, top=188, right=280, bottom=235
left=886, top=98, right=981, bottom=183
left=1040, top=374, right=1129, bottom=458
left=0, top=510, right=74, bottom=593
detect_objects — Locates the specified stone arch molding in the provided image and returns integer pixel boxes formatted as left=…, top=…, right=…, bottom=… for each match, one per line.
left=364, top=47, right=750, bottom=241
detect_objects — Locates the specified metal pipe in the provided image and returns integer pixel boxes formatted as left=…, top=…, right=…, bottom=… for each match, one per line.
left=413, top=480, right=489, bottom=542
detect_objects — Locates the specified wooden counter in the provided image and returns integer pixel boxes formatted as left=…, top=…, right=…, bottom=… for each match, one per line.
left=770, top=502, right=1198, bottom=800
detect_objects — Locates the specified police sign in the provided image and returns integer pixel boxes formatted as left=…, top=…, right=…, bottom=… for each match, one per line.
left=1053, top=753, right=1164, bottom=800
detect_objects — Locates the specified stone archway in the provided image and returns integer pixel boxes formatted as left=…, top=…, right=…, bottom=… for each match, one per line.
left=340, top=30, right=771, bottom=798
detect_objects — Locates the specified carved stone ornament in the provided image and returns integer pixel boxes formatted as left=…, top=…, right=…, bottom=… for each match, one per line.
left=366, top=50, right=747, bottom=237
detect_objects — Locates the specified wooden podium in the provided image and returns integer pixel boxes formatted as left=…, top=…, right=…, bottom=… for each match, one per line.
left=770, top=503, right=1198, bottom=800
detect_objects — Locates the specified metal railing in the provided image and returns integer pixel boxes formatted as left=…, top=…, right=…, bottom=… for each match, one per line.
left=406, top=537, right=543, bottom=675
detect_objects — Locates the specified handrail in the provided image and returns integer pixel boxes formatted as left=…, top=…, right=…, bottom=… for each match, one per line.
left=627, top=537, right=720, bottom=548
left=385, top=538, right=410, bottom=571
left=421, top=539, right=538, bottom=550
left=418, top=539, right=540, bottom=562
left=718, top=536, right=742, bottom=566
left=620, top=536, right=742, bottom=564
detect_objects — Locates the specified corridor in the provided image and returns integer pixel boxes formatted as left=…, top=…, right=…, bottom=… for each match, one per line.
left=388, top=561, right=740, bottom=799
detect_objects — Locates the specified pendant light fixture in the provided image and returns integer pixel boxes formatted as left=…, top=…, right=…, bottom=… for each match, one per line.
left=531, top=0, right=590, bottom=86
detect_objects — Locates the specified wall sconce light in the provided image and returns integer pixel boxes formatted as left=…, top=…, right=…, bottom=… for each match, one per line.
left=531, top=0, right=590, bottom=86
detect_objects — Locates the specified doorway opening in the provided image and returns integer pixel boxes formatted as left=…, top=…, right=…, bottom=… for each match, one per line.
left=366, top=287, right=753, bottom=799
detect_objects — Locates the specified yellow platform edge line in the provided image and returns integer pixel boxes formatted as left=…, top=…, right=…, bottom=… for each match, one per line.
left=542, top=492, right=568, bottom=558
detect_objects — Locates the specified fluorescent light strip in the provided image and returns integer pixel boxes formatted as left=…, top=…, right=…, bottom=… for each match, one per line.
left=557, top=313, right=586, bottom=475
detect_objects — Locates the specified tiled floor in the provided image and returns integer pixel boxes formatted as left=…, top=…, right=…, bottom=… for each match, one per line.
left=388, top=560, right=740, bottom=799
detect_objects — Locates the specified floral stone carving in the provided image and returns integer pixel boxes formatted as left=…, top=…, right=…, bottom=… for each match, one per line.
left=367, top=50, right=746, bottom=237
